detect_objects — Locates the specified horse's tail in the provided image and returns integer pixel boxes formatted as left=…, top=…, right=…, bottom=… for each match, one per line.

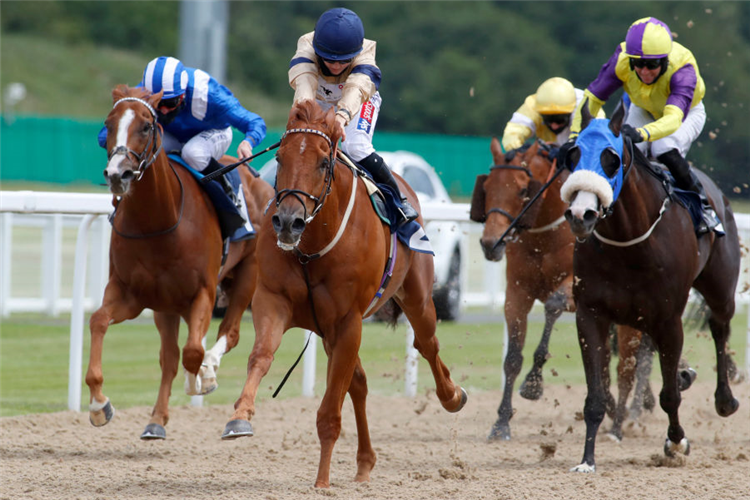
left=684, top=290, right=710, bottom=332
left=375, top=298, right=403, bottom=329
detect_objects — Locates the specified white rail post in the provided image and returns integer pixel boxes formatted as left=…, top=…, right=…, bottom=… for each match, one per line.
left=68, top=214, right=97, bottom=411
left=405, top=323, right=418, bottom=397
left=302, top=331, right=317, bottom=397
left=0, top=213, right=13, bottom=317
left=42, top=214, right=63, bottom=316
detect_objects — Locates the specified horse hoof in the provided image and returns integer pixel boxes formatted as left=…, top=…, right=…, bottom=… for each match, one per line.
left=487, top=421, right=511, bottom=441
left=140, top=423, right=166, bottom=440
left=570, top=463, right=596, bottom=473
left=89, top=398, right=115, bottom=427
left=519, top=379, right=543, bottom=401
left=606, top=431, right=622, bottom=443
left=716, top=397, right=740, bottom=417
left=664, top=437, right=690, bottom=458
left=678, top=368, right=697, bottom=391
left=222, top=419, right=254, bottom=440
left=447, top=387, right=468, bottom=413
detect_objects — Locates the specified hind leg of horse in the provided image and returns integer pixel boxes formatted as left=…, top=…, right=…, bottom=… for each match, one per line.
left=201, top=257, right=257, bottom=395
left=348, top=357, right=376, bottom=483
left=652, top=319, right=690, bottom=457
left=629, top=333, right=655, bottom=420
left=707, top=315, right=740, bottom=417
left=488, top=292, right=534, bottom=441
left=315, top=316, right=363, bottom=488
left=183, top=287, right=215, bottom=396
left=398, top=275, right=466, bottom=414
left=608, top=326, right=642, bottom=441
left=571, top=312, right=611, bottom=472
left=86, top=282, right=143, bottom=426
left=142, top=311, right=181, bottom=438
left=520, top=289, right=569, bottom=401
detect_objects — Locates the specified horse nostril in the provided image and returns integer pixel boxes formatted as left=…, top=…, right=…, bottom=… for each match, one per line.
left=121, top=170, right=135, bottom=181
left=564, top=209, right=574, bottom=222
left=271, top=215, right=282, bottom=232
left=583, top=210, right=598, bottom=224
left=291, top=217, right=306, bottom=235
left=102, top=170, right=110, bottom=179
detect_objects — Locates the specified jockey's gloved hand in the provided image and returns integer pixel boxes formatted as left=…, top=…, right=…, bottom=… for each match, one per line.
left=556, top=137, right=577, bottom=170
left=621, top=124, right=645, bottom=144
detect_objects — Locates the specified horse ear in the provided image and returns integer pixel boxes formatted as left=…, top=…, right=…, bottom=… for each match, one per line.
left=146, top=90, right=164, bottom=109
left=490, top=137, right=503, bottom=164
left=326, top=107, right=343, bottom=145
left=609, top=99, right=626, bottom=136
left=112, top=84, right=129, bottom=103
left=469, top=174, right=488, bottom=223
left=580, top=97, right=593, bottom=131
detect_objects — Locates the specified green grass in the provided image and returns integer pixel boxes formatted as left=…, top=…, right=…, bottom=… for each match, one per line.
left=1, top=310, right=747, bottom=417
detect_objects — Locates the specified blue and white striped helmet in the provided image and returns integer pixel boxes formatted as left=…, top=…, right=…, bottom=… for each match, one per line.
left=141, top=56, right=188, bottom=99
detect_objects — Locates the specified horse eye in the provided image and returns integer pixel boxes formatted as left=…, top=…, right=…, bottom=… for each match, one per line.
left=518, top=187, right=528, bottom=198
left=600, top=147, right=621, bottom=177
left=142, top=123, right=151, bottom=134
left=320, top=158, right=329, bottom=170
left=568, top=147, right=581, bottom=170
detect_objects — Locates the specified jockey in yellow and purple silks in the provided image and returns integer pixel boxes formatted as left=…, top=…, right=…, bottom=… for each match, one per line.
left=501, top=77, right=604, bottom=155
left=559, top=17, right=720, bottom=236
left=289, top=7, right=417, bottom=226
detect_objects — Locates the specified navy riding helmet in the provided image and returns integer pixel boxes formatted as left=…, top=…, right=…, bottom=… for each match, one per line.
left=313, top=8, right=364, bottom=61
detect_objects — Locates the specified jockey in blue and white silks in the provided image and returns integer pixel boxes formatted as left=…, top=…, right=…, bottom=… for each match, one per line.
left=99, top=56, right=266, bottom=178
left=288, top=7, right=417, bottom=226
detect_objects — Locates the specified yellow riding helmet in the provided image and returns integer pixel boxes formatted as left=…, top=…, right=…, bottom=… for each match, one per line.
left=534, top=77, right=576, bottom=114
left=624, top=17, right=672, bottom=59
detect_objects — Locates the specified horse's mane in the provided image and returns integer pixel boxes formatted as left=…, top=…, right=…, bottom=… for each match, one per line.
left=288, top=100, right=332, bottom=132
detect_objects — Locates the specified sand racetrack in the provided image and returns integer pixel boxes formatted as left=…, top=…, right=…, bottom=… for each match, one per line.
left=1, top=381, right=748, bottom=500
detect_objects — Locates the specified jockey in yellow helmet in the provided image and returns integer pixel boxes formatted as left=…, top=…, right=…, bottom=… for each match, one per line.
left=501, top=77, right=604, bottom=155
left=562, top=17, right=720, bottom=235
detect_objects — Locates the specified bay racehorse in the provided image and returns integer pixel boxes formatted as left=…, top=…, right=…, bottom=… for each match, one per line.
left=87, top=85, right=274, bottom=439
left=471, top=139, right=673, bottom=443
left=221, top=100, right=467, bottom=488
left=561, top=100, right=740, bottom=472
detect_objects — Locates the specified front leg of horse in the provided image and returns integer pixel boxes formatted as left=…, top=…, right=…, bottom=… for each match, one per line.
left=183, top=290, right=214, bottom=396
left=85, top=285, right=142, bottom=427
left=570, top=313, right=610, bottom=473
left=222, top=302, right=286, bottom=440
left=520, top=290, right=567, bottom=400
left=489, top=319, right=526, bottom=441
left=142, top=312, right=181, bottom=440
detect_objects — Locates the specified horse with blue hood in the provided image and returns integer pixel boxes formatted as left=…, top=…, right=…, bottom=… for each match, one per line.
left=559, top=100, right=741, bottom=473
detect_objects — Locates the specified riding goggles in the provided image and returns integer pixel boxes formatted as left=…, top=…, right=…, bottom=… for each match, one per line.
left=542, top=114, right=570, bottom=128
left=158, top=95, right=183, bottom=110
left=631, top=58, right=664, bottom=70
left=322, top=57, right=353, bottom=65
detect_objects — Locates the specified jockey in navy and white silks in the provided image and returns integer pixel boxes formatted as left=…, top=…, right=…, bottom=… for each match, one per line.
left=99, top=56, right=266, bottom=178
left=288, top=7, right=418, bottom=225
left=564, top=17, right=720, bottom=235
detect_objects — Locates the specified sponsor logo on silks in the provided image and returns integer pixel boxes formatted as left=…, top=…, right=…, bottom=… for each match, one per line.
left=320, top=86, right=333, bottom=96
left=357, top=101, right=375, bottom=133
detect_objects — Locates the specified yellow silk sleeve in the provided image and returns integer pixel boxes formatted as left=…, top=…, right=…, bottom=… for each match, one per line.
left=501, top=122, right=532, bottom=152
left=641, top=104, right=684, bottom=142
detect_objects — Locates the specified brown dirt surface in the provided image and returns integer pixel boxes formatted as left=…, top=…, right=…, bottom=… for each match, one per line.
left=1, top=381, right=749, bottom=499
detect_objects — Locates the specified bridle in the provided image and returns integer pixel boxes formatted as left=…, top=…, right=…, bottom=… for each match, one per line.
left=273, top=127, right=336, bottom=225
left=107, top=96, right=185, bottom=239
left=484, top=163, right=534, bottom=225
left=107, top=97, right=163, bottom=181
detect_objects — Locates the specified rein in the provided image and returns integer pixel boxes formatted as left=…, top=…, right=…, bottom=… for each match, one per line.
left=199, top=140, right=282, bottom=184
left=489, top=163, right=567, bottom=253
left=108, top=96, right=186, bottom=239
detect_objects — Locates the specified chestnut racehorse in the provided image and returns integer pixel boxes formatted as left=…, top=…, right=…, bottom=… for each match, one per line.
left=471, top=139, right=647, bottom=442
left=221, top=100, right=467, bottom=488
left=87, top=85, right=274, bottom=439
left=561, top=101, right=740, bottom=472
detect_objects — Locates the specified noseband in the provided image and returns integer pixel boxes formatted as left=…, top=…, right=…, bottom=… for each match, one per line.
left=108, top=97, right=163, bottom=181
left=274, top=127, right=336, bottom=223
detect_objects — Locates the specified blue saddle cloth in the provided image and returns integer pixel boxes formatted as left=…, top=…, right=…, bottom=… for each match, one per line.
left=168, top=154, right=255, bottom=242
left=364, top=176, right=434, bottom=255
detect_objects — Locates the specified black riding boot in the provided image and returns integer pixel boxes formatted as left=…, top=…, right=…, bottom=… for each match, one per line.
left=657, top=149, right=721, bottom=236
left=204, top=158, right=239, bottom=208
left=358, top=152, right=418, bottom=225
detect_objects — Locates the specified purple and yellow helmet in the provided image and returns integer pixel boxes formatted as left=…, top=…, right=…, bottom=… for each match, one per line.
left=624, top=17, right=673, bottom=59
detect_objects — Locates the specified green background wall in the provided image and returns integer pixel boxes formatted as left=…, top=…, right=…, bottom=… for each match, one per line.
left=0, top=116, right=493, bottom=198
